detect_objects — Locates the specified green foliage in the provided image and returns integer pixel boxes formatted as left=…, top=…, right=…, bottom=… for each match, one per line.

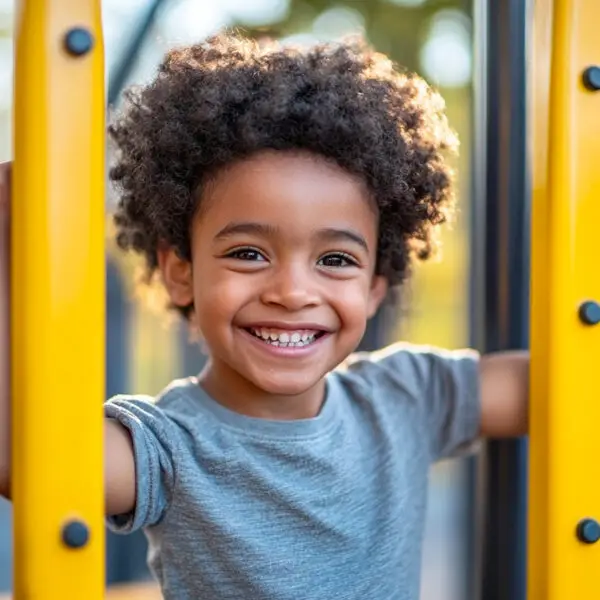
left=233, top=0, right=470, bottom=76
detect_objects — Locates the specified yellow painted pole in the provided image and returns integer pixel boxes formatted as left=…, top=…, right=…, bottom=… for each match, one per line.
left=12, top=1, right=105, bottom=598
left=528, top=0, right=600, bottom=598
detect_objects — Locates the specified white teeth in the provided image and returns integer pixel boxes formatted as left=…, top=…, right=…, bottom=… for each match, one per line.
left=248, top=327, right=321, bottom=347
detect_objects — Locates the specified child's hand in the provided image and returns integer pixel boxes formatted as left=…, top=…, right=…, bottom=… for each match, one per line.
left=0, top=161, right=10, bottom=496
left=0, top=161, right=9, bottom=385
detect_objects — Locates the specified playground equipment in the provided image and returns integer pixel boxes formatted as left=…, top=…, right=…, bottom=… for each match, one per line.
left=8, top=0, right=600, bottom=598
left=12, top=0, right=105, bottom=597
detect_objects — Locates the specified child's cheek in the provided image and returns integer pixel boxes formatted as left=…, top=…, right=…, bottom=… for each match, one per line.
left=331, top=280, right=375, bottom=324
left=193, top=267, right=255, bottom=319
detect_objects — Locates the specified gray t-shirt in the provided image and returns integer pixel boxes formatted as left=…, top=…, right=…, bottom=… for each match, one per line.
left=104, top=343, right=481, bottom=600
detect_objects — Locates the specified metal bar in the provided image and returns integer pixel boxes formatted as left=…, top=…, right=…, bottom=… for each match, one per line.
left=473, top=0, right=530, bottom=598
left=466, top=0, right=489, bottom=596
left=528, top=0, right=600, bottom=597
left=12, top=1, right=105, bottom=597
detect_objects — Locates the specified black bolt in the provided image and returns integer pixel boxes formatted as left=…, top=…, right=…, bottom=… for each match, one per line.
left=582, top=66, right=600, bottom=91
left=61, top=520, right=90, bottom=549
left=63, top=28, right=94, bottom=57
left=577, top=518, right=600, bottom=544
left=579, top=301, right=600, bottom=325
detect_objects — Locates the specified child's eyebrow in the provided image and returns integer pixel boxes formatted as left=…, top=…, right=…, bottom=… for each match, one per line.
left=214, top=221, right=369, bottom=253
left=214, top=221, right=278, bottom=240
left=316, top=227, right=370, bottom=253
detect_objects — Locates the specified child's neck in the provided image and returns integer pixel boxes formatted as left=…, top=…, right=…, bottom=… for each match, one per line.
left=197, top=359, right=326, bottom=421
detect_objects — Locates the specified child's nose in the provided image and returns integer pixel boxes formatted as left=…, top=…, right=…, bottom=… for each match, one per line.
left=259, top=265, right=321, bottom=311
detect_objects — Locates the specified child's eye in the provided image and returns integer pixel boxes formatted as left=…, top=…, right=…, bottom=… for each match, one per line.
left=318, top=252, right=358, bottom=268
left=226, top=247, right=267, bottom=261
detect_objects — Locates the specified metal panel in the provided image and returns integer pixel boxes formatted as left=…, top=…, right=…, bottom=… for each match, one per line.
left=12, top=1, right=105, bottom=597
left=528, top=0, right=600, bottom=597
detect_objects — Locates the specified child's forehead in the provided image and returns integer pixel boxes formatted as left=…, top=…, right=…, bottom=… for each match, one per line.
left=195, top=150, right=379, bottom=238
left=210, top=149, right=366, bottom=188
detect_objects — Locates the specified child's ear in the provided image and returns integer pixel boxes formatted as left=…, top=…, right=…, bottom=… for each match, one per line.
left=366, top=275, right=388, bottom=319
left=157, top=245, right=194, bottom=309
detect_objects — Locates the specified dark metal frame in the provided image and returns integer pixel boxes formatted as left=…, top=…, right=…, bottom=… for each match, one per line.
left=471, top=0, right=530, bottom=598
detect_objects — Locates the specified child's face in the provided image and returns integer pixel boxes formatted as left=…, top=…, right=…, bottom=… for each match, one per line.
left=161, top=150, right=387, bottom=397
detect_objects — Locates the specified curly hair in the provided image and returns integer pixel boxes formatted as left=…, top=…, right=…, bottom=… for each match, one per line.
left=109, top=30, right=459, bottom=319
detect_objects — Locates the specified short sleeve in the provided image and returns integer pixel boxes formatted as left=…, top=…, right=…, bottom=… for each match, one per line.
left=343, top=343, right=482, bottom=462
left=104, top=395, right=179, bottom=533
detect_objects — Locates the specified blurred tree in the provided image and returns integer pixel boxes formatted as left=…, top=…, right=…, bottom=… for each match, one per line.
left=234, top=0, right=471, bottom=77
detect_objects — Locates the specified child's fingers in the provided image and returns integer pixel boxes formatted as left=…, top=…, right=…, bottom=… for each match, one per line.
left=0, top=162, right=11, bottom=219
left=0, top=161, right=9, bottom=393
left=0, top=160, right=9, bottom=279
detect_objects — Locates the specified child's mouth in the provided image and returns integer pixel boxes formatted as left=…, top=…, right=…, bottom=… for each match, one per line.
left=245, top=327, right=326, bottom=348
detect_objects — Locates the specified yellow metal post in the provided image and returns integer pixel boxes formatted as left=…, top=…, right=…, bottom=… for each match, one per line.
left=12, top=1, right=105, bottom=598
left=528, top=0, right=600, bottom=598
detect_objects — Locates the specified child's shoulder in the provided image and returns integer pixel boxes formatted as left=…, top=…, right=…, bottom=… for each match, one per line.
left=105, top=376, right=205, bottom=418
left=335, top=341, right=479, bottom=376
left=329, top=341, right=480, bottom=404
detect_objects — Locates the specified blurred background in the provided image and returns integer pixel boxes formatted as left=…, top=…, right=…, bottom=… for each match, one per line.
left=0, top=0, right=477, bottom=597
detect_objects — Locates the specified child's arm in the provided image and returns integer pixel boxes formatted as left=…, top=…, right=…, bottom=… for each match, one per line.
left=103, top=419, right=137, bottom=515
left=0, top=161, right=137, bottom=517
left=480, top=351, right=529, bottom=438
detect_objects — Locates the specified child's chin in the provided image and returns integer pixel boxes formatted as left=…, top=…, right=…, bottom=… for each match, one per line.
left=253, top=375, right=320, bottom=398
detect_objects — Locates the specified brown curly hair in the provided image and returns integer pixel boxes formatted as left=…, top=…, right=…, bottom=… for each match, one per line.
left=109, top=30, right=458, bottom=319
